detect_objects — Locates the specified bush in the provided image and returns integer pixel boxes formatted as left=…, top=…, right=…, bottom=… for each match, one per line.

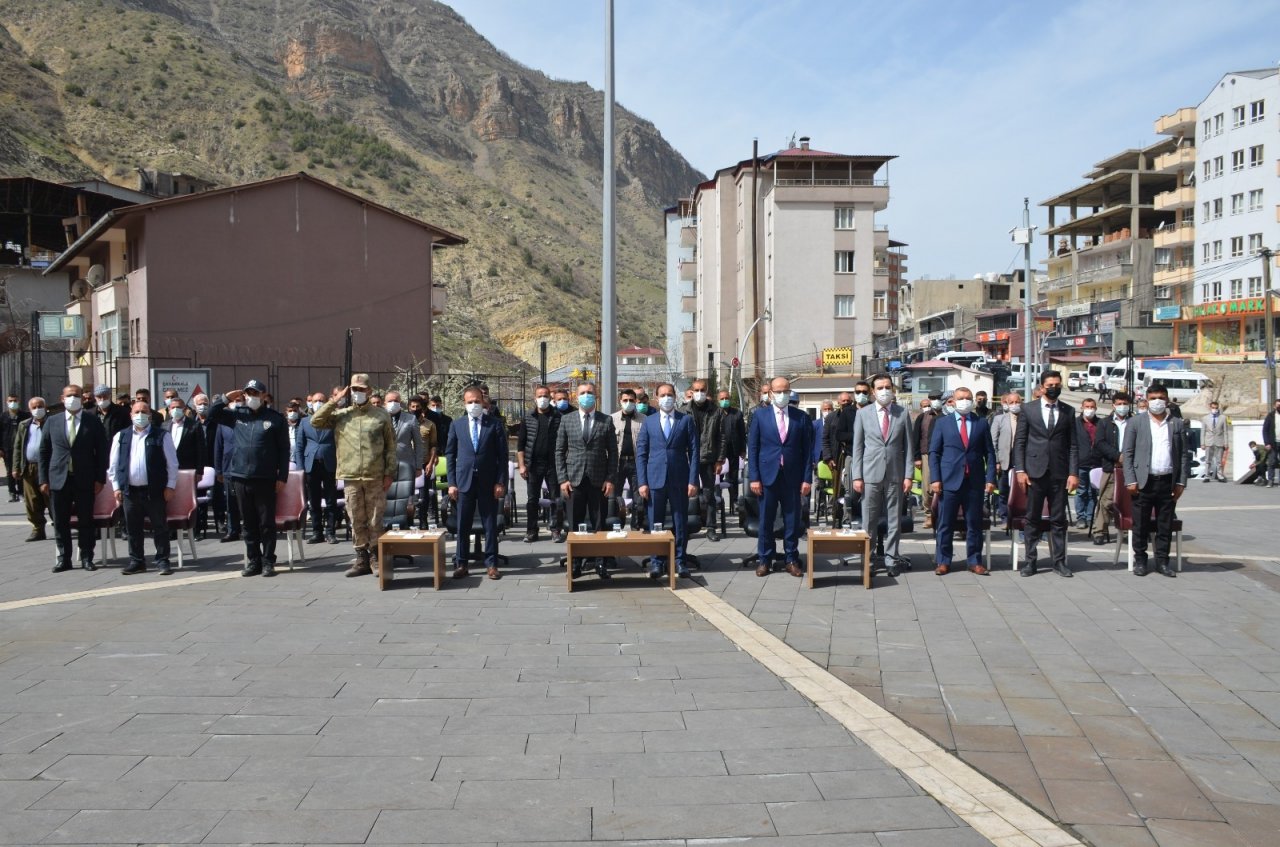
left=486, top=264, right=498, bottom=277
left=521, top=247, right=533, bottom=267
left=64, top=83, right=85, bottom=97
left=168, top=129, right=186, bottom=142
left=232, top=117, right=245, bottom=129
left=28, top=58, right=49, bottom=72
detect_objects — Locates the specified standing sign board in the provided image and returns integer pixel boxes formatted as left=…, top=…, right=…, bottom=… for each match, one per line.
left=151, top=369, right=213, bottom=407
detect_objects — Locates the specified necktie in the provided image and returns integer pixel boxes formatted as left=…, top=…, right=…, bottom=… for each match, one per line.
left=68, top=413, right=78, bottom=473
left=471, top=418, right=479, bottom=451
left=881, top=407, right=890, bottom=440
left=1047, top=404, right=1057, bottom=431
left=662, top=414, right=671, bottom=439
left=582, top=413, right=591, bottom=441
left=960, top=415, right=969, bottom=448
left=777, top=408, right=788, bottom=442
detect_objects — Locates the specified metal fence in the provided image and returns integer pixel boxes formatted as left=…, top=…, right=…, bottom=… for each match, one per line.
left=0, top=347, right=69, bottom=402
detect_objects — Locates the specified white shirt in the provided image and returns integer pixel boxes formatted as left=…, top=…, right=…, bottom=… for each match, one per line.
left=1114, top=417, right=1128, bottom=462
left=1148, top=415, right=1173, bottom=475
left=170, top=418, right=185, bottom=448
left=108, top=426, right=180, bottom=492
left=1040, top=398, right=1059, bottom=429
left=25, top=419, right=44, bottom=464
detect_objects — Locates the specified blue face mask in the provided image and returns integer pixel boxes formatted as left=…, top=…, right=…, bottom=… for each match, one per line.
left=556, top=399, right=570, bottom=412
left=578, top=393, right=596, bottom=411
left=636, top=403, right=649, bottom=414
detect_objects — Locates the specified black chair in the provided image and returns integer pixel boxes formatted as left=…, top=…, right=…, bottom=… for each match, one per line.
left=654, top=495, right=703, bottom=569
left=443, top=495, right=510, bottom=566
left=382, top=462, right=418, bottom=566
left=735, top=488, right=811, bottom=569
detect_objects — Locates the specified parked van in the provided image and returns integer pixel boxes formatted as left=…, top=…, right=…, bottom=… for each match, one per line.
left=1086, top=361, right=1118, bottom=389
left=1106, top=366, right=1150, bottom=396
left=1143, top=370, right=1211, bottom=403
left=935, top=351, right=989, bottom=369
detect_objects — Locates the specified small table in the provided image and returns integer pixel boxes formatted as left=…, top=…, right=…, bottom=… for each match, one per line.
left=564, top=531, right=677, bottom=592
left=377, top=530, right=447, bottom=590
left=807, top=530, right=873, bottom=589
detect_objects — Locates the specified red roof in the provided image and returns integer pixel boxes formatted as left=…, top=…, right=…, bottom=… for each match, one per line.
left=619, top=345, right=663, bottom=356
left=774, top=146, right=847, bottom=157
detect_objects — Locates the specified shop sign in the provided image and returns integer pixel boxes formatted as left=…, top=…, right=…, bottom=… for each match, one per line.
left=1190, top=297, right=1272, bottom=318
left=1154, top=306, right=1182, bottom=322
left=822, top=346, right=852, bottom=366
left=1033, top=317, right=1056, bottom=333
left=978, top=330, right=1010, bottom=343
left=1056, top=302, right=1091, bottom=318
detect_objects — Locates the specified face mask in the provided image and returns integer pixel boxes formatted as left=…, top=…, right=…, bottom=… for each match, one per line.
left=772, top=392, right=790, bottom=408
left=1001, top=403, right=1009, bottom=412
left=429, top=405, right=440, bottom=414
left=244, top=395, right=263, bottom=411
left=1113, top=405, right=1129, bottom=418
left=621, top=400, right=635, bottom=413
left=760, top=396, right=769, bottom=405
left=196, top=404, right=209, bottom=415
left=578, top=393, right=596, bottom=411
left=1044, top=385, right=1062, bottom=400
left=658, top=395, right=676, bottom=412
left=132, top=413, right=150, bottom=428
left=169, top=408, right=184, bottom=420
left=556, top=399, right=570, bottom=412
left=535, top=396, right=550, bottom=410
left=7, top=401, right=19, bottom=411
left=287, top=411, right=300, bottom=422
left=32, top=407, right=47, bottom=420
left=229, top=402, right=240, bottom=411
left=955, top=399, right=974, bottom=414
left=718, top=399, right=730, bottom=409
left=875, top=388, right=894, bottom=406
left=636, top=403, right=649, bottom=414
left=1009, top=403, right=1022, bottom=415
left=385, top=401, right=402, bottom=415
left=1211, top=409, right=1219, bottom=416
left=63, top=396, right=82, bottom=412
left=351, top=391, right=368, bottom=405
left=944, top=404, right=956, bottom=416
left=465, top=402, right=484, bottom=419
left=854, top=393, right=869, bottom=406
left=1083, top=408, right=1096, bottom=419
left=930, top=400, right=942, bottom=411
left=1147, top=399, right=1167, bottom=415
left=692, top=391, right=707, bottom=403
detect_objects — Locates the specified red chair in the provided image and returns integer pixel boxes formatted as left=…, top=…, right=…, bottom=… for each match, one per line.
left=1005, top=470, right=1066, bottom=570
left=146, top=469, right=199, bottom=568
left=1108, top=466, right=1183, bottom=572
left=60, top=484, right=122, bottom=565
left=927, top=489, right=993, bottom=571
left=274, top=470, right=307, bottom=570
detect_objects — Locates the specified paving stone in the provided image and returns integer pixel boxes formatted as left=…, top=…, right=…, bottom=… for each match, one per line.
left=525, top=730, right=645, bottom=755
left=767, top=797, right=960, bottom=835
left=0, top=810, right=76, bottom=845
left=1077, top=715, right=1172, bottom=761
left=593, top=803, right=776, bottom=840
left=154, top=780, right=308, bottom=810
left=205, top=810, right=379, bottom=843
left=1003, top=697, right=1083, bottom=737
left=951, top=724, right=1026, bottom=754
left=1072, top=823, right=1160, bottom=847
left=809, top=768, right=920, bottom=800
left=454, top=777, right=614, bottom=809
left=1215, top=801, right=1280, bottom=847
left=1041, top=778, right=1142, bottom=826
left=558, top=750, right=726, bottom=779
left=960, top=751, right=1055, bottom=819
left=874, top=828, right=1000, bottom=847
left=38, top=754, right=144, bottom=781
left=42, top=809, right=226, bottom=844
left=31, top=780, right=174, bottom=810
left=1104, top=758, right=1223, bottom=822
left=1144, top=818, right=1252, bottom=847
left=0, top=778, right=58, bottom=809
left=369, top=808, right=591, bottom=842
left=1023, top=735, right=1106, bottom=781
left=433, top=754, right=560, bottom=781
left=614, top=773, right=821, bottom=806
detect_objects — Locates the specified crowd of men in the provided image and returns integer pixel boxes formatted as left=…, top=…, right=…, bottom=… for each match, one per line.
left=5, top=366, right=1260, bottom=584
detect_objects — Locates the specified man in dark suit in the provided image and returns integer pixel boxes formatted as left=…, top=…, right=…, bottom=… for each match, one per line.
left=91, top=384, right=130, bottom=444
left=1012, top=370, right=1079, bottom=577
left=295, top=391, right=338, bottom=543
left=109, top=400, right=179, bottom=575
left=555, top=382, right=618, bottom=579
left=929, top=387, right=997, bottom=575
left=636, top=382, right=700, bottom=578
left=747, top=376, right=814, bottom=577
left=2, top=392, right=31, bottom=503
left=162, top=397, right=204, bottom=474
left=717, top=389, right=746, bottom=511
left=446, top=386, right=508, bottom=580
left=1090, top=392, right=1132, bottom=545
left=39, top=384, right=109, bottom=572
left=1122, top=382, right=1188, bottom=577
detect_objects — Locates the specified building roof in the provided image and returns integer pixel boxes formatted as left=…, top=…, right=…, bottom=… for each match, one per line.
left=1227, top=68, right=1279, bottom=80
left=618, top=345, right=664, bottom=356
left=44, top=172, right=465, bottom=274
left=1, top=177, right=141, bottom=260
left=906, top=360, right=962, bottom=370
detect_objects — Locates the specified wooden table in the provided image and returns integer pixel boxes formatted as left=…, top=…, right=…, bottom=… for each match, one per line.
left=807, top=530, right=873, bottom=589
left=564, top=531, right=677, bottom=592
left=377, top=530, right=447, bottom=590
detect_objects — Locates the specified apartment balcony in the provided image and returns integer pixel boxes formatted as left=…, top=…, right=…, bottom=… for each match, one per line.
left=1153, top=221, right=1195, bottom=249
left=678, top=258, right=695, bottom=282
left=1042, top=263, right=1133, bottom=293
left=874, top=228, right=890, bottom=249
left=681, top=295, right=696, bottom=314
left=1154, top=261, right=1193, bottom=286
left=1154, top=186, right=1195, bottom=211
left=1155, top=106, right=1196, bottom=137
left=679, top=218, right=697, bottom=248
left=772, top=178, right=889, bottom=211
left=1154, top=146, right=1196, bottom=174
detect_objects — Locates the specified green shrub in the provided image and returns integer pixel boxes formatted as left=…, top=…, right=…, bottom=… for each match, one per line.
left=64, top=83, right=85, bottom=96
left=28, top=58, right=49, bottom=72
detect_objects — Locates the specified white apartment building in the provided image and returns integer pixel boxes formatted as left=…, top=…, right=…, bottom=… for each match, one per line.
left=663, top=200, right=695, bottom=375
left=668, top=137, right=893, bottom=385
left=1174, top=68, right=1280, bottom=360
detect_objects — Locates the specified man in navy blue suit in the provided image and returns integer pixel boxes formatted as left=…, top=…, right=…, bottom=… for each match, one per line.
left=928, top=386, right=997, bottom=575
left=294, top=390, right=339, bottom=544
left=636, top=382, right=700, bottom=579
left=747, top=376, right=813, bottom=577
left=446, top=385, right=509, bottom=580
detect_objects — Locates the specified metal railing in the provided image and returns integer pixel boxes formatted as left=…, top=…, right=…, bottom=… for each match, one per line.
left=774, top=178, right=889, bottom=188
left=1042, top=263, right=1133, bottom=291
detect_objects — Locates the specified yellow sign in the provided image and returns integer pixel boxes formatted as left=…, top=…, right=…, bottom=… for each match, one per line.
left=822, top=346, right=852, bottom=366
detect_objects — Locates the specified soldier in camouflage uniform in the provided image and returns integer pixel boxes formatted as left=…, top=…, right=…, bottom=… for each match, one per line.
left=311, top=373, right=396, bottom=577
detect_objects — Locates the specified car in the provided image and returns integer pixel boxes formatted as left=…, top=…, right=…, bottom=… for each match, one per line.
left=1066, top=370, right=1087, bottom=390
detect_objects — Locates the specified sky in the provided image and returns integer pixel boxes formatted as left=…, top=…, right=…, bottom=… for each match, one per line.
left=446, top=0, right=1280, bottom=279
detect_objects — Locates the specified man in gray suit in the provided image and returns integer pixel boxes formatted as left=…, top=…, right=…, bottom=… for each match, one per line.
left=384, top=390, right=425, bottom=473
left=851, top=374, right=915, bottom=577
left=1122, top=382, right=1187, bottom=577
left=556, top=382, right=618, bottom=578
left=990, top=392, right=1022, bottom=521
left=1200, top=400, right=1227, bottom=482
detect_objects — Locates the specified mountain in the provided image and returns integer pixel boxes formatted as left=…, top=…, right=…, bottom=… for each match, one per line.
left=0, top=0, right=704, bottom=372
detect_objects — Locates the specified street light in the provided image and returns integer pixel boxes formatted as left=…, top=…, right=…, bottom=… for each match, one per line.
left=733, top=309, right=771, bottom=407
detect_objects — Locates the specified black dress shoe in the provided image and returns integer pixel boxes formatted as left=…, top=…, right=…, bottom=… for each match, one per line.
left=221, top=532, right=241, bottom=543
left=552, top=531, right=567, bottom=544
left=1019, top=565, right=1037, bottom=577
left=121, top=562, right=146, bottom=575
left=326, top=533, right=338, bottom=544
left=306, top=535, right=325, bottom=545
left=241, top=562, right=262, bottom=577
left=262, top=562, right=277, bottom=578
left=595, top=561, right=611, bottom=579
left=52, top=561, right=72, bottom=573
left=885, top=562, right=900, bottom=578
left=25, top=529, right=46, bottom=542
left=158, top=564, right=173, bottom=576
left=522, top=532, right=538, bottom=543
left=1133, top=562, right=1148, bottom=576
left=707, top=529, right=721, bottom=542
left=80, top=559, right=97, bottom=571
left=1093, top=535, right=1108, bottom=546
left=1157, top=563, right=1176, bottom=578
left=1054, top=563, right=1073, bottom=578
left=571, top=560, right=583, bottom=578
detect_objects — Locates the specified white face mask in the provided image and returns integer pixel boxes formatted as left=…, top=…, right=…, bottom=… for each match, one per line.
left=228, top=402, right=240, bottom=410
left=244, top=395, right=262, bottom=411
left=385, top=401, right=402, bottom=415
left=658, top=395, right=676, bottom=412
left=1082, top=408, right=1096, bottom=419
left=1008, top=403, right=1022, bottom=415
left=132, top=413, right=150, bottom=429
left=63, top=396, right=82, bottom=412
left=772, top=392, right=790, bottom=408
left=196, top=404, right=209, bottom=414
left=466, top=402, right=484, bottom=419
left=6, top=401, right=18, bottom=411
left=692, top=391, right=707, bottom=403
left=1147, top=399, right=1167, bottom=415
left=32, top=407, right=47, bottom=419
left=943, top=405, right=956, bottom=416
left=535, top=396, right=550, bottom=410
left=621, top=400, right=635, bottom=413
left=854, top=392, right=870, bottom=406
left=171, top=408, right=184, bottom=420
left=429, top=406, right=440, bottom=414
left=1001, top=403, right=1009, bottom=412
left=351, top=391, right=368, bottom=405
left=955, top=399, right=974, bottom=414
left=930, top=400, right=943, bottom=411
left=1113, top=404, right=1129, bottom=418
left=875, top=388, right=894, bottom=406
left=287, top=411, right=300, bottom=422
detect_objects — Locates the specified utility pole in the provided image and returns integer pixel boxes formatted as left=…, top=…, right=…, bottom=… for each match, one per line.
left=599, top=0, right=617, bottom=413
left=343, top=328, right=357, bottom=387
left=1011, top=199, right=1036, bottom=390
left=1263, top=247, right=1276, bottom=409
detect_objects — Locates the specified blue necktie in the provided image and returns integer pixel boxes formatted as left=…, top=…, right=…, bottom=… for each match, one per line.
left=662, top=414, right=671, bottom=439
left=471, top=418, right=479, bottom=451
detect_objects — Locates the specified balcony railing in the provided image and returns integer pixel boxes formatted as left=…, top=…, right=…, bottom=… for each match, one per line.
left=774, top=178, right=889, bottom=187
left=1042, top=263, right=1133, bottom=292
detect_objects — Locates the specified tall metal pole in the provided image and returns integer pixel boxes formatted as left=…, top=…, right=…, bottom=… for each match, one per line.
left=599, top=0, right=617, bottom=413
left=1022, top=198, right=1034, bottom=385
left=751, top=138, right=761, bottom=383
left=1263, top=247, right=1276, bottom=409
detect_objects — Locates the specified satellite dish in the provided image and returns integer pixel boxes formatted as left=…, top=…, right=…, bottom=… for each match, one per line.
left=86, top=264, right=106, bottom=287
left=70, top=279, right=92, bottom=301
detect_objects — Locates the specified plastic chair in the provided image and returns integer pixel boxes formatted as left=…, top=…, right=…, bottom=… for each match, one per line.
left=195, top=466, right=216, bottom=538
left=814, top=461, right=836, bottom=525
left=1108, top=466, right=1183, bottom=572
left=60, top=484, right=122, bottom=565
left=144, top=469, right=198, bottom=568
left=274, top=470, right=307, bottom=570
left=927, top=488, right=992, bottom=571
left=1005, top=470, right=1065, bottom=570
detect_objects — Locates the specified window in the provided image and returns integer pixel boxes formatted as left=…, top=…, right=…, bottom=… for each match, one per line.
left=834, top=207, right=855, bottom=229
left=1231, top=236, right=1244, bottom=258
left=1214, top=113, right=1224, bottom=135
left=834, top=251, right=856, bottom=273
left=1202, top=200, right=1211, bottom=220
left=1232, top=150, right=1245, bottom=172
left=100, top=312, right=121, bottom=363
left=1249, top=233, right=1263, bottom=254
left=1203, top=243, right=1212, bottom=262
left=1251, top=99, right=1265, bottom=123
left=1201, top=282, right=1210, bottom=300
left=1213, top=156, right=1224, bottom=178
left=1212, top=280, right=1222, bottom=299
left=1250, top=189, right=1264, bottom=211
left=1231, top=278, right=1244, bottom=299
left=1233, top=105, right=1246, bottom=128
left=1249, top=276, right=1264, bottom=297
left=1250, top=144, right=1264, bottom=167
left=873, top=292, right=888, bottom=319
left=1232, top=193, right=1245, bottom=215
left=834, top=295, right=855, bottom=318
left=1202, top=118, right=1212, bottom=139
left=1203, top=160, right=1212, bottom=180
left=1213, top=240, right=1223, bottom=261
left=1213, top=198, right=1223, bottom=219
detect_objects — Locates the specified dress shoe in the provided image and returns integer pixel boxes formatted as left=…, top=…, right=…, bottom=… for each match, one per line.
left=571, top=560, right=583, bottom=578
left=885, top=561, right=900, bottom=578
left=220, top=532, right=240, bottom=543
left=158, top=563, right=173, bottom=576
left=52, top=561, right=72, bottom=573
left=80, top=559, right=97, bottom=571
left=676, top=567, right=692, bottom=579
left=1054, top=563, right=1073, bottom=578
left=969, top=565, right=988, bottom=576
left=707, top=529, right=721, bottom=542
left=896, top=557, right=914, bottom=572
left=242, top=562, right=262, bottom=577
left=121, top=562, right=146, bottom=575
left=755, top=562, right=771, bottom=577
left=25, top=529, right=46, bottom=542
left=648, top=562, right=663, bottom=579
left=552, top=530, right=567, bottom=544
left=784, top=561, right=803, bottom=578
left=1093, top=535, right=1108, bottom=546
left=595, top=561, right=611, bottom=579
left=522, top=532, right=538, bottom=543
left=935, top=564, right=949, bottom=576
left=451, top=565, right=470, bottom=579
left=487, top=566, right=501, bottom=580
left=262, top=562, right=277, bottom=578
left=327, top=533, right=338, bottom=544
left=1133, top=561, right=1148, bottom=576
left=1156, top=562, right=1176, bottom=578
left=306, top=535, right=325, bottom=545
left=1019, top=564, right=1037, bottom=577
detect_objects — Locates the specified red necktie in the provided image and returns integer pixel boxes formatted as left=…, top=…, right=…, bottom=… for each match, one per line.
left=881, top=407, right=890, bottom=439
left=960, top=416, right=969, bottom=476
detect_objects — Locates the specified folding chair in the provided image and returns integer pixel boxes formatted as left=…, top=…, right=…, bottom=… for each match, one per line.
left=1005, top=471, right=1065, bottom=570
left=274, top=470, right=308, bottom=570
left=1109, top=466, right=1183, bottom=572
left=143, top=469, right=198, bottom=568
left=58, top=483, right=122, bottom=566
